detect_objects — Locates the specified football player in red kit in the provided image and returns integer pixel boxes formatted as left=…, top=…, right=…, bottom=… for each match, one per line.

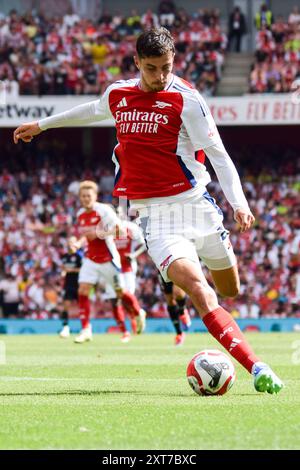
left=71, top=180, right=146, bottom=343
left=106, top=206, right=146, bottom=336
left=13, top=28, right=283, bottom=393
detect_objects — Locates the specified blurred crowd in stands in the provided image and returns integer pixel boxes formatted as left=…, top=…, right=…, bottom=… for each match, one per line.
left=250, top=4, right=300, bottom=93
left=1, top=1, right=299, bottom=97
left=0, top=1, right=226, bottom=97
left=0, top=139, right=299, bottom=320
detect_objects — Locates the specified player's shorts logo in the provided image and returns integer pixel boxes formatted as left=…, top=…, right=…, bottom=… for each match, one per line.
left=152, top=101, right=172, bottom=109
left=160, top=254, right=173, bottom=271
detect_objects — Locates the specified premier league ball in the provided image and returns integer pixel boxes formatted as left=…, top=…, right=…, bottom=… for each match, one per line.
left=187, top=349, right=236, bottom=396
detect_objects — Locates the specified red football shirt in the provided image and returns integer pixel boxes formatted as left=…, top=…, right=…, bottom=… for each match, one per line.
left=92, top=75, right=220, bottom=199
left=77, top=202, right=120, bottom=264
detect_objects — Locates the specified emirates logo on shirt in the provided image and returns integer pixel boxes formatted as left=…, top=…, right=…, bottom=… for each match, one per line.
left=115, top=108, right=169, bottom=135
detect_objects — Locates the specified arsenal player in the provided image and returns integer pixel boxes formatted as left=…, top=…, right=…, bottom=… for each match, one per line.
left=70, top=180, right=146, bottom=343
left=14, top=28, right=283, bottom=393
left=106, top=206, right=146, bottom=335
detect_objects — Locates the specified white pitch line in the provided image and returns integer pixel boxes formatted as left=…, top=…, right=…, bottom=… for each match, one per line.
left=0, top=376, right=179, bottom=382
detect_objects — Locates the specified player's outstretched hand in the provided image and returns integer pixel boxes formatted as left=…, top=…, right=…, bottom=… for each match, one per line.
left=13, top=121, right=42, bottom=144
left=234, top=208, right=255, bottom=232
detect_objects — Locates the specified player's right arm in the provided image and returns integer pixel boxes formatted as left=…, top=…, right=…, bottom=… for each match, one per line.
left=69, top=236, right=86, bottom=252
left=13, top=86, right=113, bottom=144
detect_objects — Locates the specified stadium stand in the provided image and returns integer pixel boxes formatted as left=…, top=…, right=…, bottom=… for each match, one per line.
left=0, top=4, right=226, bottom=97
left=0, top=140, right=299, bottom=320
left=0, top=2, right=299, bottom=320
left=250, top=5, right=300, bottom=93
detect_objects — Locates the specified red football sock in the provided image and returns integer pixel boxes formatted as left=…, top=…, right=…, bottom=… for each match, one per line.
left=121, top=291, right=141, bottom=318
left=78, top=294, right=90, bottom=329
left=203, top=306, right=260, bottom=373
left=112, top=304, right=127, bottom=333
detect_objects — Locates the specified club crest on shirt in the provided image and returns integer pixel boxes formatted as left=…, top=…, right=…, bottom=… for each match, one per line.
left=152, top=101, right=172, bottom=109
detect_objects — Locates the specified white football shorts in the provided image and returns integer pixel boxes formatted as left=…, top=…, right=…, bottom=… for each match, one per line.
left=136, top=190, right=237, bottom=282
left=78, top=257, right=124, bottom=290
left=105, top=271, right=136, bottom=299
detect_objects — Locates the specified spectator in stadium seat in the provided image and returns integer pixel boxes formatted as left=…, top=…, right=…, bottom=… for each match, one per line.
left=127, top=9, right=141, bottom=29
left=288, top=6, right=300, bottom=25
left=17, top=172, right=31, bottom=202
left=91, top=36, right=111, bottom=65
left=228, top=6, right=246, bottom=52
left=255, top=3, right=273, bottom=30
left=158, top=0, right=176, bottom=27
left=98, top=9, right=112, bottom=26
left=0, top=274, right=21, bottom=318
left=82, top=62, right=99, bottom=95
left=265, top=63, right=282, bottom=92
left=173, top=7, right=189, bottom=30
left=141, top=9, right=160, bottom=29
left=271, top=15, right=287, bottom=44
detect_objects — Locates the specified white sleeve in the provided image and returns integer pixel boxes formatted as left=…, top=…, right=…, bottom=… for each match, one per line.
left=38, top=88, right=112, bottom=130
left=205, top=141, right=250, bottom=212
left=96, top=204, right=120, bottom=231
left=129, top=222, right=145, bottom=245
left=181, top=90, right=222, bottom=150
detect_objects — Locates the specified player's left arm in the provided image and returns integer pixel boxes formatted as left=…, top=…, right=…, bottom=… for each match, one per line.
left=95, top=205, right=122, bottom=240
left=204, top=141, right=255, bottom=232
left=181, top=90, right=254, bottom=232
left=126, top=225, right=147, bottom=259
left=126, top=244, right=147, bottom=260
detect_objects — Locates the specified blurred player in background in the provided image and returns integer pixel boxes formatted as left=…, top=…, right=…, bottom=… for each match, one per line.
left=59, top=236, right=82, bottom=338
left=158, top=273, right=191, bottom=346
left=13, top=28, right=283, bottom=393
left=109, top=206, right=146, bottom=337
left=71, top=181, right=146, bottom=343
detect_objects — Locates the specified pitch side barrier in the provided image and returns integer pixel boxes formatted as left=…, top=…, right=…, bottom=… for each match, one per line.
left=0, top=318, right=299, bottom=335
left=1, top=93, right=300, bottom=126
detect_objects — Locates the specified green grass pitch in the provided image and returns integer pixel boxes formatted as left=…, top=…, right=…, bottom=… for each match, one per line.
left=0, top=333, right=299, bottom=450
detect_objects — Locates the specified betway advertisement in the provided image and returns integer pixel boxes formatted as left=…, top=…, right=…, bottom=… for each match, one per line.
left=0, top=93, right=299, bottom=127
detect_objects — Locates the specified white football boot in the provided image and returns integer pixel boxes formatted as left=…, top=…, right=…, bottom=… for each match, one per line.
left=136, top=309, right=147, bottom=334
left=74, top=325, right=93, bottom=343
left=121, top=331, right=131, bottom=343
left=59, top=325, right=70, bottom=338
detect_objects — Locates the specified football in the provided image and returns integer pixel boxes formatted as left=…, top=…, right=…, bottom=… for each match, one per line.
left=187, top=349, right=236, bottom=396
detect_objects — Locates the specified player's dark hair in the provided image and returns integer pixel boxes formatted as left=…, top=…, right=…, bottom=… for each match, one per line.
left=136, top=27, right=175, bottom=58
